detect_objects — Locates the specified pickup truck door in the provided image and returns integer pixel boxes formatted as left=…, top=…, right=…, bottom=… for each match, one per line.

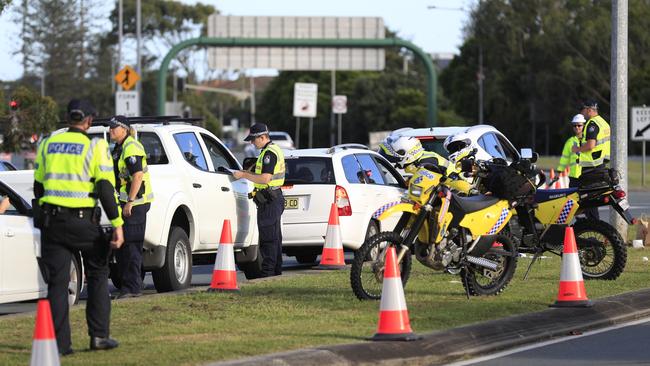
left=173, top=132, right=234, bottom=247
left=198, top=133, right=254, bottom=246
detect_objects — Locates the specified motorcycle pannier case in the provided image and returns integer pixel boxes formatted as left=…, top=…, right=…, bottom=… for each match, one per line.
left=483, top=165, right=535, bottom=201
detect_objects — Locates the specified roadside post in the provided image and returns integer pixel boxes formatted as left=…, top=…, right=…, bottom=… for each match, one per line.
left=293, top=83, right=318, bottom=148
left=332, top=95, right=347, bottom=145
left=631, top=105, right=650, bottom=186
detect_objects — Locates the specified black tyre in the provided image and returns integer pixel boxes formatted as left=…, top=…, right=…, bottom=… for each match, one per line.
left=295, top=253, right=318, bottom=264
left=68, top=254, right=83, bottom=306
left=461, top=232, right=518, bottom=296
left=109, top=262, right=122, bottom=289
left=573, top=219, right=627, bottom=280
left=238, top=246, right=264, bottom=279
left=350, top=231, right=412, bottom=300
left=152, top=227, right=192, bottom=292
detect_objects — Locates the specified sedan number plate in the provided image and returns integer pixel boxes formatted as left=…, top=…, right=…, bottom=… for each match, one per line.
left=617, top=198, right=630, bottom=211
left=285, top=197, right=300, bottom=210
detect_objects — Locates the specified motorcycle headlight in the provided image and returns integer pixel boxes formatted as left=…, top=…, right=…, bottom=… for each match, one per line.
left=409, top=184, right=423, bottom=197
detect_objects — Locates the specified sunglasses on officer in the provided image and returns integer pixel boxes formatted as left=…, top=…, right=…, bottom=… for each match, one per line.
left=573, top=124, right=584, bottom=128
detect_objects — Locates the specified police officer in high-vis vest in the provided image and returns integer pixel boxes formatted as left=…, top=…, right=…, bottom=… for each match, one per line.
left=108, top=115, right=153, bottom=298
left=557, top=114, right=585, bottom=187
left=34, top=99, right=124, bottom=355
left=572, top=99, right=611, bottom=220
left=233, top=123, right=285, bottom=278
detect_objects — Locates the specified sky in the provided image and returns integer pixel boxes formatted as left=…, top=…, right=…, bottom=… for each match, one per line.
left=0, top=0, right=473, bottom=81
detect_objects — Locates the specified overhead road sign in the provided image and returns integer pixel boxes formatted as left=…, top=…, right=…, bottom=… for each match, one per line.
left=631, top=106, right=650, bottom=141
left=293, top=83, right=318, bottom=118
left=207, top=16, right=385, bottom=71
left=115, top=65, right=140, bottom=91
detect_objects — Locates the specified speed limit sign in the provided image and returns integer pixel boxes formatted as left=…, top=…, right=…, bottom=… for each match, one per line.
left=332, top=95, right=347, bottom=114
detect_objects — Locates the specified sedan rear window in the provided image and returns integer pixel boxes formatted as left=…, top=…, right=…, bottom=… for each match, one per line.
left=284, top=157, right=335, bottom=185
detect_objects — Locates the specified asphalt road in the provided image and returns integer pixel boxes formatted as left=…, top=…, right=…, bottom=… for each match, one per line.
left=451, top=317, right=650, bottom=366
left=0, top=254, right=351, bottom=316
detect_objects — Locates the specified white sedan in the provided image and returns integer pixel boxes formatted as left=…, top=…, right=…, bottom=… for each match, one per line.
left=0, top=179, right=82, bottom=306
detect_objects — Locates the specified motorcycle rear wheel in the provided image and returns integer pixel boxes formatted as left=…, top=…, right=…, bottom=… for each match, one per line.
left=461, top=232, right=518, bottom=296
left=350, top=231, right=412, bottom=300
left=574, top=218, right=627, bottom=280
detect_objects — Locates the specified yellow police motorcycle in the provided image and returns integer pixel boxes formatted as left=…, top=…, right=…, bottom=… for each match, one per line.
left=506, top=168, right=632, bottom=280
left=350, top=152, right=525, bottom=300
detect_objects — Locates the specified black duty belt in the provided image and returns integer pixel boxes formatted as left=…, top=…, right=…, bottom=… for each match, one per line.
left=44, top=204, right=95, bottom=219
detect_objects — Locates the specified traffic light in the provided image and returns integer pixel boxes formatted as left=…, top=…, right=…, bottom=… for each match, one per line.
left=9, top=100, right=18, bottom=111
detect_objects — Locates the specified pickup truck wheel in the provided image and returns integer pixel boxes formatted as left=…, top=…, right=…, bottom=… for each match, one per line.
left=68, top=254, right=82, bottom=306
left=152, top=227, right=192, bottom=292
left=238, top=247, right=264, bottom=279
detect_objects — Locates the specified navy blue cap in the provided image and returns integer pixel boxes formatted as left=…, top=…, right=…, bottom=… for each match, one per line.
left=107, top=115, right=130, bottom=129
left=244, top=123, right=270, bottom=141
left=67, top=99, right=97, bottom=121
left=580, top=99, right=598, bottom=110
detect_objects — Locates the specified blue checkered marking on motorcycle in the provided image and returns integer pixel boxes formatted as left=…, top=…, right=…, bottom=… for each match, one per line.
left=488, top=208, right=509, bottom=235
left=372, top=201, right=401, bottom=219
left=556, top=199, right=575, bottom=224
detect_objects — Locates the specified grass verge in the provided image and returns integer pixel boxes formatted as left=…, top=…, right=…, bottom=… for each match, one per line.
left=2, top=248, right=650, bottom=365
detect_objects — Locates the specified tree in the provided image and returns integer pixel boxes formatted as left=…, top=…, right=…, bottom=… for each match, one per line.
left=1, top=86, right=58, bottom=153
left=440, top=0, right=650, bottom=155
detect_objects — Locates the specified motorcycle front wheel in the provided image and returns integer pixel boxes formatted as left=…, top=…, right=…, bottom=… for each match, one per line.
left=461, top=232, right=518, bottom=296
left=350, top=231, right=412, bottom=300
left=574, top=218, right=627, bottom=280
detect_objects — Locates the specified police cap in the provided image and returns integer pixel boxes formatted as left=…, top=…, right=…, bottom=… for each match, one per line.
left=244, top=123, right=270, bottom=141
left=67, top=99, right=97, bottom=121
left=107, top=115, right=130, bottom=129
left=580, top=99, right=598, bottom=110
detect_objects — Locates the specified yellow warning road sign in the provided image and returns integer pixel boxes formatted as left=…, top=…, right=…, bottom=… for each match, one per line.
left=114, top=65, right=140, bottom=91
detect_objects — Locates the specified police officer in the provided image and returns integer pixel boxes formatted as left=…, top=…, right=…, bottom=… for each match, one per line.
left=557, top=114, right=585, bottom=187
left=379, top=134, right=451, bottom=174
left=233, top=123, right=285, bottom=278
left=34, top=99, right=124, bottom=355
left=108, top=115, right=153, bottom=298
left=572, top=99, right=611, bottom=220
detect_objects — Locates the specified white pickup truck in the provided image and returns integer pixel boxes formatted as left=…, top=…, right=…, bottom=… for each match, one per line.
left=0, top=117, right=263, bottom=292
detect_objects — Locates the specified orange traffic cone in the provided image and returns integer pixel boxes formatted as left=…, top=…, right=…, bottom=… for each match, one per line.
left=30, top=299, right=60, bottom=366
left=316, top=203, right=346, bottom=270
left=371, top=246, right=420, bottom=341
left=549, top=169, right=557, bottom=189
left=555, top=170, right=563, bottom=189
left=550, top=226, right=593, bottom=307
left=207, top=220, right=239, bottom=292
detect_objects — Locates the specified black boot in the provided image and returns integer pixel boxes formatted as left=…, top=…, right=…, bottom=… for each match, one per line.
left=89, top=337, right=119, bottom=351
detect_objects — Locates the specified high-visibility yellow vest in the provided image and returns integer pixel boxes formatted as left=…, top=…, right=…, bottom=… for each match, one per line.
left=34, top=130, right=123, bottom=227
left=579, top=115, right=610, bottom=168
left=557, top=135, right=582, bottom=178
left=117, top=135, right=154, bottom=205
left=254, top=143, right=285, bottom=189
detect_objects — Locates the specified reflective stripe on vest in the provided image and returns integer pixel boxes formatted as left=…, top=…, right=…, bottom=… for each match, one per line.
left=254, top=143, right=285, bottom=189
left=117, top=135, right=154, bottom=205
left=579, top=115, right=611, bottom=168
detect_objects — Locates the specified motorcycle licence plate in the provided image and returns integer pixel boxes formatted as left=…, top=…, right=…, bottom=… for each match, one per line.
left=617, top=198, right=630, bottom=211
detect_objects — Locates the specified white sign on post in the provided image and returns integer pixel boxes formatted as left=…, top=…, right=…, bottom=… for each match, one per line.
left=332, top=95, right=347, bottom=114
left=631, top=106, right=650, bottom=141
left=293, top=83, right=318, bottom=118
left=115, top=91, right=140, bottom=117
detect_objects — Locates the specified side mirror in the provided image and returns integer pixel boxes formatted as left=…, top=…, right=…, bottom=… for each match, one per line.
left=242, top=157, right=257, bottom=171
left=520, top=148, right=533, bottom=159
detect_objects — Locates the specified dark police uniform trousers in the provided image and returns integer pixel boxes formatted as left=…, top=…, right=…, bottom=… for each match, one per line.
left=40, top=206, right=111, bottom=352
left=256, top=188, right=285, bottom=276
left=116, top=202, right=150, bottom=294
